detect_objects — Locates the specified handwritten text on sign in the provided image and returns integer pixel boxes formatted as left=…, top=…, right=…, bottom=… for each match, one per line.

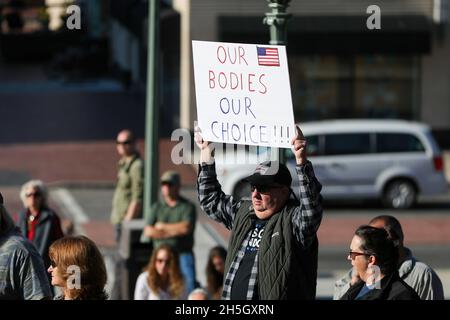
left=192, top=40, right=295, bottom=148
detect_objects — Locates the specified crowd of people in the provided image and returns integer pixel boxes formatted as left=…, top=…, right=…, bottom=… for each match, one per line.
left=0, top=126, right=446, bottom=300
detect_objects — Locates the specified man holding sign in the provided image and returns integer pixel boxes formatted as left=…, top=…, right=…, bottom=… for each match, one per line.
left=192, top=40, right=296, bottom=148
left=195, top=125, right=323, bottom=300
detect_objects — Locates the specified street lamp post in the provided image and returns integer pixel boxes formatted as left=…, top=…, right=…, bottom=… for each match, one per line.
left=264, top=0, right=292, bottom=45
left=264, top=0, right=291, bottom=163
left=143, top=0, right=160, bottom=224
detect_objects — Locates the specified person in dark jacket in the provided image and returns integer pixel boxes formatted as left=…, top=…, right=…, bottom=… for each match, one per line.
left=334, top=215, right=444, bottom=300
left=340, top=225, right=420, bottom=300
left=17, top=180, right=64, bottom=273
left=195, top=125, right=323, bottom=300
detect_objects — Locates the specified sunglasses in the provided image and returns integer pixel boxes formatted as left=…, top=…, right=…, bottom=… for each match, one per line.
left=116, top=140, right=132, bottom=145
left=26, top=192, right=41, bottom=198
left=250, top=184, right=283, bottom=194
left=348, top=251, right=369, bottom=260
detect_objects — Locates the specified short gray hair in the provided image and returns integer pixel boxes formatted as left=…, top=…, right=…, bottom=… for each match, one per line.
left=20, top=180, right=48, bottom=208
left=188, top=287, right=209, bottom=300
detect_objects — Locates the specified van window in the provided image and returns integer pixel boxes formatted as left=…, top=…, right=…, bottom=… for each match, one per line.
left=306, top=135, right=320, bottom=156
left=284, top=134, right=321, bottom=160
left=376, top=133, right=425, bottom=153
left=324, top=133, right=372, bottom=156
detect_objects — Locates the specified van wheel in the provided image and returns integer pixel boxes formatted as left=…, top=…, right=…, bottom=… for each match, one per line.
left=382, top=180, right=417, bottom=209
left=233, top=181, right=251, bottom=201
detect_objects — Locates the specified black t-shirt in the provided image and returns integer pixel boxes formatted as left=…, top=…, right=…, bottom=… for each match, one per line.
left=231, top=217, right=267, bottom=300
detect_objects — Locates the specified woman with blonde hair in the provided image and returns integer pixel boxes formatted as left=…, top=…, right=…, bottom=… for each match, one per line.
left=134, top=244, right=187, bottom=300
left=48, top=235, right=108, bottom=300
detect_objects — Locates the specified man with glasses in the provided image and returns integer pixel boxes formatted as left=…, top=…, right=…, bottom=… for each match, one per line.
left=142, top=171, right=198, bottom=293
left=111, top=129, right=144, bottom=243
left=195, top=125, right=323, bottom=300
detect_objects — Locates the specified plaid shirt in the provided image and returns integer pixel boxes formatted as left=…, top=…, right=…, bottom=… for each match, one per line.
left=197, top=161, right=323, bottom=299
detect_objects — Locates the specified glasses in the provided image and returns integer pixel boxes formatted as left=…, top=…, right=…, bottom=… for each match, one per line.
left=26, top=191, right=41, bottom=198
left=161, top=182, right=174, bottom=187
left=348, top=251, right=369, bottom=260
left=250, top=185, right=283, bottom=194
left=116, top=140, right=132, bottom=145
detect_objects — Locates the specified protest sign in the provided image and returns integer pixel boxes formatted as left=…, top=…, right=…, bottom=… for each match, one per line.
left=192, top=40, right=295, bottom=148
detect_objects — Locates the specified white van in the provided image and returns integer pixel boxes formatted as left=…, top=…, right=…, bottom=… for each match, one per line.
left=215, top=119, right=448, bottom=209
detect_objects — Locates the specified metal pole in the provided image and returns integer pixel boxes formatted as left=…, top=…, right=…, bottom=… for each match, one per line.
left=143, top=0, right=159, bottom=223
left=264, top=0, right=291, bottom=45
left=264, top=0, right=291, bottom=163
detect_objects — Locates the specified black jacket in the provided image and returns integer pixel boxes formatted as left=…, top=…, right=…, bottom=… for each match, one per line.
left=340, top=272, right=421, bottom=300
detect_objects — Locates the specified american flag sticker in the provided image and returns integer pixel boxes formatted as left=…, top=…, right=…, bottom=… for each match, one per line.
left=257, top=46, right=280, bottom=66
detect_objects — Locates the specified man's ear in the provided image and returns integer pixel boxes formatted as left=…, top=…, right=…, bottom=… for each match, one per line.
left=367, top=255, right=377, bottom=266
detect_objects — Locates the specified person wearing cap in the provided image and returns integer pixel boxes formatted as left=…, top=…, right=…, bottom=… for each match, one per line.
left=111, top=129, right=144, bottom=243
left=143, top=170, right=198, bottom=293
left=195, top=125, right=323, bottom=300
left=0, top=192, right=53, bottom=300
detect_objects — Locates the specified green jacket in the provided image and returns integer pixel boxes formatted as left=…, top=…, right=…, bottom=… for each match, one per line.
left=111, top=153, right=144, bottom=225
left=224, top=199, right=318, bottom=300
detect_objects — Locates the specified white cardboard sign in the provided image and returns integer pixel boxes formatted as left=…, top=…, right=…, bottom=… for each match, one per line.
left=192, top=40, right=295, bottom=148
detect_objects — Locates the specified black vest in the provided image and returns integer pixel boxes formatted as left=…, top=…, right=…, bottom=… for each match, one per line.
left=224, top=200, right=318, bottom=300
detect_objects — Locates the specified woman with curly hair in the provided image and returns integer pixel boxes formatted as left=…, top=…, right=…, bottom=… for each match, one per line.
left=134, top=244, right=187, bottom=300
left=48, top=235, right=108, bottom=300
left=205, top=246, right=227, bottom=299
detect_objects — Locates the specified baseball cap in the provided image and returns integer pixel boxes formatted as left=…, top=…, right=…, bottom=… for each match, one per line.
left=160, top=170, right=180, bottom=185
left=243, top=161, right=292, bottom=187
